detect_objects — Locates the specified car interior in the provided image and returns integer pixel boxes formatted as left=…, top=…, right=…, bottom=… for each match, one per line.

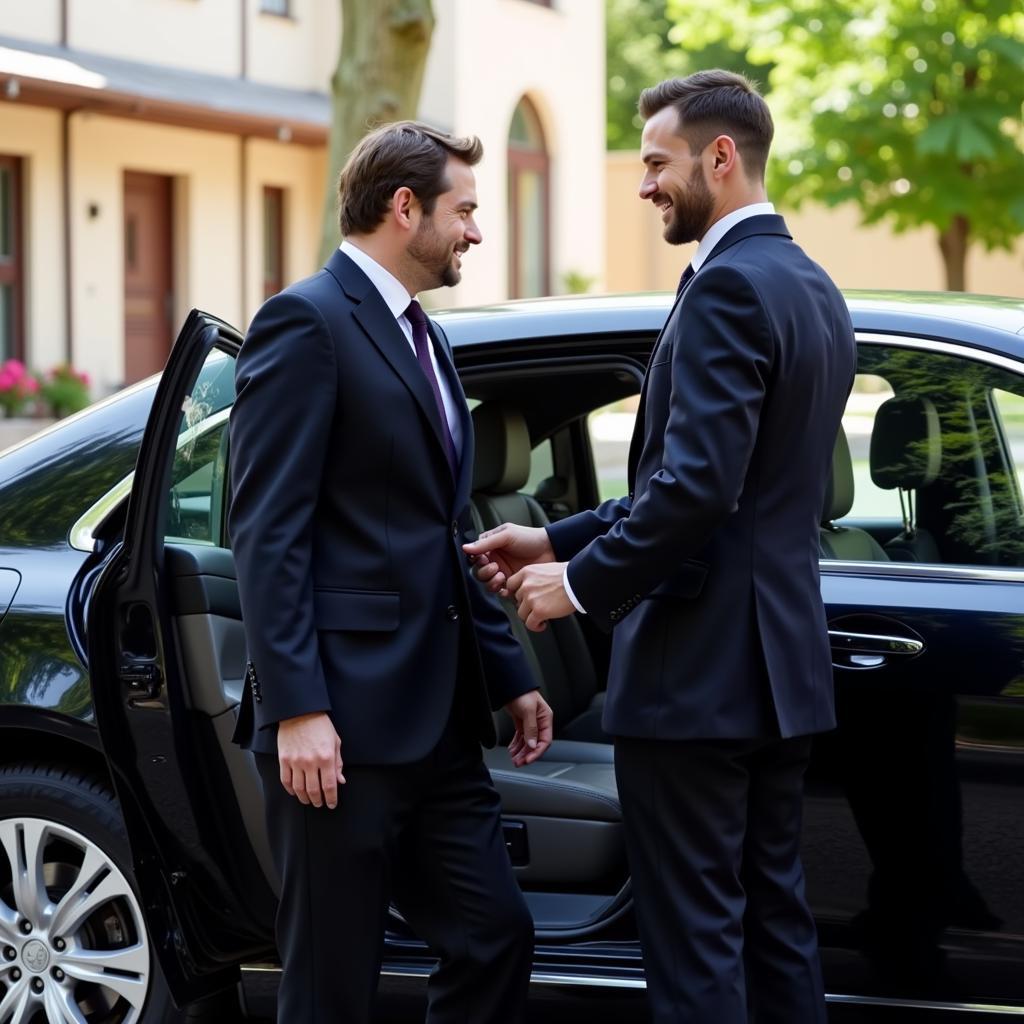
left=147, top=333, right=1024, bottom=953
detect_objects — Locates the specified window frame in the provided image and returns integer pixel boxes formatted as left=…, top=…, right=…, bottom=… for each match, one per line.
left=0, top=155, right=25, bottom=362
left=507, top=98, right=551, bottom=299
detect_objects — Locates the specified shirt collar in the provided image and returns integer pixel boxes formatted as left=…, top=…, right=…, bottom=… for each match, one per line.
left=692, top=202, right=776, bottom=272
left=340, top=240, right=413, bottom=320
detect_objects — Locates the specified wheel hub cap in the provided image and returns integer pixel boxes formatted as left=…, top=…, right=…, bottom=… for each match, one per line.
left=20, top=939, right=48, bottom=973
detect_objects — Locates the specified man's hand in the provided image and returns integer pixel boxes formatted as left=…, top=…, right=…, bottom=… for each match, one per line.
left=463, top=524, right=555, bottom=596
left=504, top=690, right=553, bottom=767
left=507, top=562, right=575, bottom=632
left=277, top=711, right=346, bottom=809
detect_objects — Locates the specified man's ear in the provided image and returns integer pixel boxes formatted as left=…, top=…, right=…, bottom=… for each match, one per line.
left=392, top=186, right=419, bottom=230
left=709, top=135, right=738, bottom=178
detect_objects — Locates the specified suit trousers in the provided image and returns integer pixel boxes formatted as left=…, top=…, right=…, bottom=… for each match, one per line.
left=254, top=708, right=533, bottom=1024
left=614, top=734, right=825, bottom=1024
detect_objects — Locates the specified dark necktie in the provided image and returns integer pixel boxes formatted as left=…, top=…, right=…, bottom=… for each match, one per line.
left=677, top=263, right=695, bottom=295
left=405, top=300, right=459, bottom=479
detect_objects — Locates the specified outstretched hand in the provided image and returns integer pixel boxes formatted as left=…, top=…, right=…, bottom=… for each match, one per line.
left=463, top=523, right=555, bottom=596
left=504, top=689, right=554, bottom=766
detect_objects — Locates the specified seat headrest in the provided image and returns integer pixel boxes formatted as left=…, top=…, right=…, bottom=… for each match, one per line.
left=471, top=402, right=532, bottom=494
left=870, top=396, right=942, bottom=491
left=823, top=428, right=854, bottom=524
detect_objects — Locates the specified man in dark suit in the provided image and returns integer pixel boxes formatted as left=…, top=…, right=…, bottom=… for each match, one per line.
left=229, top=121, right=552, bottom=1024
left=464, top=72, right=855, bottom=1022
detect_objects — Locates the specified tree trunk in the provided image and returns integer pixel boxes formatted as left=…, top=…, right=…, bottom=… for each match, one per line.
left=938, top=214, right=969, bottom=292
left=317, top=0, right=435, bottom=264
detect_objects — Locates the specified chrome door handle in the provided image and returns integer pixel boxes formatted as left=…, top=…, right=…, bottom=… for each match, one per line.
left=828, top=630, right=924, bottom=656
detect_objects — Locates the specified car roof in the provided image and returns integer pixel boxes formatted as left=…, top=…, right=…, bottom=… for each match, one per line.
left=435, top=290, right=1024, bottom=349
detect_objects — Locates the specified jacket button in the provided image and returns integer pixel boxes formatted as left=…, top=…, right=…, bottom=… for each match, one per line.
left=446, top=605, right=459, bottom=621
left=452, top=520, right=459, bottom=537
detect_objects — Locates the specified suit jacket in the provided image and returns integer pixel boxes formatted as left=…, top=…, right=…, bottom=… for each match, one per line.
left=548, top=215, right=856, bottom=741
left=228, top=249, right=536, bottom=760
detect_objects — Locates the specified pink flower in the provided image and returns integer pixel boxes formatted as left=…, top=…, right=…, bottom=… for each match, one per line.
left=77, top=372, right=90, bottom=387
left=22, top=377, right=38, bottom=394
left=0, top=372, right=13, bottom=392
left=4, top=359, right=24, bottom=376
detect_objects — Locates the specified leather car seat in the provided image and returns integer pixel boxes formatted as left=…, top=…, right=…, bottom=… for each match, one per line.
left=820, top=428, right=891, bottom=561
left=869, top=396, right=943, bottom=563
left=471, top=401, right=608, bottom=744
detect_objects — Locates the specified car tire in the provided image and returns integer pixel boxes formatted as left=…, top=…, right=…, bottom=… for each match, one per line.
left=0, top=762, right=240, bottom=1024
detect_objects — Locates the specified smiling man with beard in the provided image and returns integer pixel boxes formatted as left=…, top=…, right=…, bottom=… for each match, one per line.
left=229, top=121, right=552, bottom=1024
left=465, top=72, right=856, bottom=1022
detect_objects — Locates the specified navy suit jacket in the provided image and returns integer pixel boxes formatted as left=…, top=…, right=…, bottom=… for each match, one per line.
left=548, top=215, right=856, bottom=741
left=228, top=249, right=536, bottom=761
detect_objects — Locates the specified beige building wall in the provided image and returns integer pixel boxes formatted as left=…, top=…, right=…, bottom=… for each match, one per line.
left=428, top=0, right=605, bottom=308
left=69, top=114, right=243, bottom=391
left=0, top=3, right=609, bottom=392
left=248, top=0, right=339, bottom=93
left=67, top=0, right=240, bottom=77
left=606, top=151, right=1024, bottom=297
left=0, top=0, right=61, bottom=44
left=0, top=103, right=66, bottom=370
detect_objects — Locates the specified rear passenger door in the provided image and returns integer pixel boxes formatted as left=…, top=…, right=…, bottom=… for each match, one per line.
left=804, top=334, right=1024, bottom=1005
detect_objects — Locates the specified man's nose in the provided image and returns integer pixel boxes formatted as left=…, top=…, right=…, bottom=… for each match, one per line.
left=639, top=176, right=657, bottom=200
left=466, top=219, right=482, bottom=245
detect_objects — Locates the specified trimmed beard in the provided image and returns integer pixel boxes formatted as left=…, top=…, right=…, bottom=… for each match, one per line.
left=663, top=163, right=715, bottom=246
left=409, top=215, right=461, bottom=288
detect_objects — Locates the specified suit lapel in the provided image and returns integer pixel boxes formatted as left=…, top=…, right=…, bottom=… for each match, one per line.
left=327, top=250, right=453, bottom=479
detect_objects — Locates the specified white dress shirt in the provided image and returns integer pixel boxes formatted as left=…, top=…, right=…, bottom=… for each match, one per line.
left=562, top=201, right=776, bottom=615
left=340, top=240, right=463, bottom=457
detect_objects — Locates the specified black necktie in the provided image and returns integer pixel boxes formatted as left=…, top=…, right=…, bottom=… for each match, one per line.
left=404, top=300, right=458, bottom=479
left=677, top=263, right=695, bottom=295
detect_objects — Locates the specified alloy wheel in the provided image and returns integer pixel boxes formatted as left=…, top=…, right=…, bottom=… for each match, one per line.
left=0, top=817, right=150, bottom=1023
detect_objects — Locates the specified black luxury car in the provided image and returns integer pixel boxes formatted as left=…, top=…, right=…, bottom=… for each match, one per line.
left=0, top=291, right=1023, bottom=1024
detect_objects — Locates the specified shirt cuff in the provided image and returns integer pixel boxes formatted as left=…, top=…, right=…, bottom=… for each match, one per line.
left=562, top=565, right=587, bottom=615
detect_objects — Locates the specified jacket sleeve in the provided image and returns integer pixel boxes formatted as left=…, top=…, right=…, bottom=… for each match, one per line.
left=566, top=265, right=773, bottom=630
left=464, top=566, right=543, bottom=709
left=228, top=290, right=336, bottom=728
left=546, top=496, right=632, bottom=562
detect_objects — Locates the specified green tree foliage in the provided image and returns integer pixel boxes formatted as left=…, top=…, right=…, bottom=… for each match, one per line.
left=606, top=0, right=772, bottom=150
left=665, top=0, right=1024, bottom=291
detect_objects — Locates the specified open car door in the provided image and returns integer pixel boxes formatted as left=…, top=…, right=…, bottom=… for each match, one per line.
left=85, top=311, right=276, bottom=1005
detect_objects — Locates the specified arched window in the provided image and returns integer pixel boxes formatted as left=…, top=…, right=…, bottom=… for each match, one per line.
left=507, top=98, right=550, bottom=298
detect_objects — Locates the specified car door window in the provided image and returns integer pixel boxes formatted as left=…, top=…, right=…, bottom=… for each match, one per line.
left=588, top=397, right=637, bottom=503
left=823, top=342, right=1024, bottom=568
left=164, top=348, right=235, bottom=546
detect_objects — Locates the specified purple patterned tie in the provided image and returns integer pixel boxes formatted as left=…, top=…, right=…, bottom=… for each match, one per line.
left=405, top=300, right=458, bottom=478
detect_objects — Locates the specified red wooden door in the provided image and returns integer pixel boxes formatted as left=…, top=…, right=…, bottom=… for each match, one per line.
left=123, top=172, right=173, bottom=383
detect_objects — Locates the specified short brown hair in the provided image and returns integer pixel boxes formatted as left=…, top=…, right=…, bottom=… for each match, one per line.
left=337, top=120, right=483, bottom=237
left=639, top=70, right=774, bottom=180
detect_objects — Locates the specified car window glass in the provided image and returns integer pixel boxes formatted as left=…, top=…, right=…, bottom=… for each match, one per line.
left=990, top=389, right=1024, bottom=512
left=822, top=343, right=1024, bottom=569
left=164, top=348, right=236, bottom=546
left=524, top=438, right=553, bottom=494
left=588, top=397, right=637, bottom=503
